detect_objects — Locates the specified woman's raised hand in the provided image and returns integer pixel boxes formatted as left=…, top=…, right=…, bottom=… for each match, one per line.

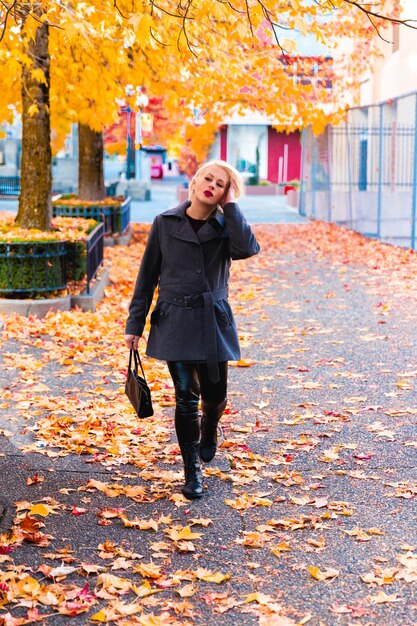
left=221, top=181, right=236, bottom=207
left=124, top=334, right=140, bottom=350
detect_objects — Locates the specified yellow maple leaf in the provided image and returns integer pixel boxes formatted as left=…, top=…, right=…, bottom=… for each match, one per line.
left=131, top=580, right=163, bottom=598
left=308, top=566, right=339, bottom=581
left=189, top=517, right=213, bottom=527
left=271, top=542, right=292, bottom=557
left=29, top=503, right=60, bottom=517
left=27, top=104, right=40, bottom=117
left=90, top=610, right=106, bottom=622
left=193, top=567, right=230, bottom=583
left=368, top=591, right=400, bottom=604
left=166, top=525, right=203, bottom=541
left=176, top=583, right=197, bottom=597
left=243, top=592, right=274, bottom=605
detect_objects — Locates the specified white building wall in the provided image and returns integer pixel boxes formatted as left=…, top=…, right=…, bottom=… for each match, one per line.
left=227, top=125, right=268, bottom=179
left=360, top=0, right=417, bottom=105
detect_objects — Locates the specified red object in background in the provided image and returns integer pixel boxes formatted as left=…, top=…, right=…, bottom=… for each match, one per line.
left=150, top=154, right=164, bottom=179
left=151, top=163, right=163, bottom=179
left=267, top=127, right=301, bottom=184
left=284, top=185, right=297, bottom=194
left=220, top=126, right=228, bottom=161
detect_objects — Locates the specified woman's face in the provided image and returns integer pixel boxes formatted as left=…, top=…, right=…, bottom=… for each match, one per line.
left=193, top=165, right=230, bottom=206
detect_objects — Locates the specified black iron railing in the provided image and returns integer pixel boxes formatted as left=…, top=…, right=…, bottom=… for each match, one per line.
left=0, top=240, right=67, bottom=296
left=111, top=197, right=131, bottom=233
left=0, top=176, right=20, bottom=196
left=86, top=222, right=104, bottom=294
left=52, top=204, right=112, bottom=236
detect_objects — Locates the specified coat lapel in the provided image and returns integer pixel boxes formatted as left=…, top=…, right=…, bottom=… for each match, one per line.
left=161, top=201, right=199, bottom=244
left=198, top=210, right=226, bottom=243
left=172, top=218, right=200, bottom=244
left=161, top=202, right=226, bottom=244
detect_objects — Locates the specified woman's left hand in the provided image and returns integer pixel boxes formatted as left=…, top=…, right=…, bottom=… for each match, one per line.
left=221, top=182, right=236, bottom=206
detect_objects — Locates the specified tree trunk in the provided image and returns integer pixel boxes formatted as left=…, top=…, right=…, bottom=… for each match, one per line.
left=78, top=123, right=106, bottom=201
left=16, top=21, right=52, bottom=230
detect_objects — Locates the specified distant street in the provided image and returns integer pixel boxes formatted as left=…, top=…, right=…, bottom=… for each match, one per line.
left=0, top=176, right=307, bottom=225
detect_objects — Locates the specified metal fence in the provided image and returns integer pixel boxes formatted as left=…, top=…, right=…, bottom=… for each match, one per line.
left=111, top=196, right=131, bottom=234
left=53, top=203, right=113, bottom=236
left=0, top=223, right=104, bottom=297
left=0, top=176, right=20, bottom=196
left=0, top=241, right=67, bottom=296
left=300, top=91, right=417, bottom=249
left=86, top=222, right=104, bottom=294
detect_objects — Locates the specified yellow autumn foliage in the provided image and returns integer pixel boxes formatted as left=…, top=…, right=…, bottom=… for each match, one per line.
left=0, top=0, right=396, bottom=159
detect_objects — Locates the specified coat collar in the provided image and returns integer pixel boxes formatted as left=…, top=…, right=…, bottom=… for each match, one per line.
left=161, top=201, right=226, bottom=243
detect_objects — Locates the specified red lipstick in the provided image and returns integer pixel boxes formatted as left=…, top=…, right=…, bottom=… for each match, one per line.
left=204, top=190, right=213, bottom=197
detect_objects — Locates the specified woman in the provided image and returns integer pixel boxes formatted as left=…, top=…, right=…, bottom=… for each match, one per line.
left=125, top=160, right=260, bottom=499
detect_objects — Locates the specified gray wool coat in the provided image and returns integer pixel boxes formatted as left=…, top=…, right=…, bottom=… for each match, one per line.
left=125, top=200, right=260, bottom=373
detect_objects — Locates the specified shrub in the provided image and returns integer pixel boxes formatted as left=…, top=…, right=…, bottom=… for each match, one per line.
left=0, top=217, right=97, bottom=297
left=0, top=240, right=67, bottom=297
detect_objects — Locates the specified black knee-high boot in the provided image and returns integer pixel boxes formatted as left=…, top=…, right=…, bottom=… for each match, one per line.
left=175, top=407, right=203, bottom=499
left=200, top=399, right=227, bottom=462
left=179, top=441, right=203, bottom=499
left=167, top=362, right=204, bottom=498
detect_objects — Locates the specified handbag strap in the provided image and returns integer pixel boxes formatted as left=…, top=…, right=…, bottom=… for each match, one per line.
left=130, top=348, right=147, bottom=383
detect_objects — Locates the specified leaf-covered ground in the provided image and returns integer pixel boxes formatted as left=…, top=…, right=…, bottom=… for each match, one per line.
left=1, top=221, right=417, bottom=625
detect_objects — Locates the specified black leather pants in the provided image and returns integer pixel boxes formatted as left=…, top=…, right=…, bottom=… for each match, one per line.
left=167, top=361, right=228, bottom=445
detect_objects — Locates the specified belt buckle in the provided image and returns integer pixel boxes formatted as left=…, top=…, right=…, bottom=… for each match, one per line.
left=184, top=295, right=193, bottom=309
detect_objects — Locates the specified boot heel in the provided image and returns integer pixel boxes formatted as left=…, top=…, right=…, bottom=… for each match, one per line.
left=180, top=442, right=203, bottom=499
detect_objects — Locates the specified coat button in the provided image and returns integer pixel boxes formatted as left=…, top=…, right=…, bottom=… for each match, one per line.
left=196, top=269, right=202, bottom=274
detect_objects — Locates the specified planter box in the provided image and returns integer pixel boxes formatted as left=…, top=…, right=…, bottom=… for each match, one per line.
left=244, top=185, right=282, bottom=196
left=65, top=222, right=104, bottom=289
left=0, top=221, right=105, bottom=299
left=0, top=240, right=67, bottom=298
left=109, top=197, right=131, bottom=234
left=287, top=190, right=299, bottom=209
left=52, top=196, right=131, bottom=235
left=0, top=266, right=110, bottom=316
left=177, top=186, right=189, bottom=202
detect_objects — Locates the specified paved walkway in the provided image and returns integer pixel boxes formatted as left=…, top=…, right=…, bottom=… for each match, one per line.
left=0, top=177, right=306, bottom=225
left=1, top=220, right=416, bottom=624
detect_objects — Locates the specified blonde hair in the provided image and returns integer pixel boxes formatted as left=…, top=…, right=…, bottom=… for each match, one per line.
left=188, top=159, right=244, bottom=201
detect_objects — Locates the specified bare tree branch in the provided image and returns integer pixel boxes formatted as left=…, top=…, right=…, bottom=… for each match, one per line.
left=177, top=0, right=198, bottom=56
left=343, top=0, right=417, bottom=29
left=243, top=0, right=254, bottom=37
left=113, top=0, right=129, bottom=20
left=149, top=26, right=170, bottom=47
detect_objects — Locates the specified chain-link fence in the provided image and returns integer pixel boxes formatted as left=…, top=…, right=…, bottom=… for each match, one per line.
left=300, top=91, right=417, bottom=249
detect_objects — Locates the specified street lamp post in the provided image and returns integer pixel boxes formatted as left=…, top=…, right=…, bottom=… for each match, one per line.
left=124, top=85, right=135, bottom=180
left=134, top=89, right=149, bottom=182
left=126, top=106, right=133, bottom=179
left=123, top=85, right=149, bottom=181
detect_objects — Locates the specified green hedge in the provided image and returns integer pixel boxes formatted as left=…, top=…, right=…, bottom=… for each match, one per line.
left=0, top=241, right=67, bottom=297
left=65, top=240, right=87, bottom=282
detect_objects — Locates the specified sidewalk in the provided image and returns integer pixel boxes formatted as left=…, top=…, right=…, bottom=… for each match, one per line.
left=1, top=220, right=417, bottom=624
left=0, top=178, right=307, bottom=225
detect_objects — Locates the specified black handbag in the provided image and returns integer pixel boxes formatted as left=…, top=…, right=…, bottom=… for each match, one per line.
left=125, top=349, right=154, bottom=418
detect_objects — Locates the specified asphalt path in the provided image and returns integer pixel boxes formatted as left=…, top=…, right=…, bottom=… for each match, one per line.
left=1, top=220, right=417, bottom=624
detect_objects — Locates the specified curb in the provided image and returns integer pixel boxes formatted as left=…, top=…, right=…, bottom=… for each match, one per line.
left=71, top=266, right=110, bottom=312
left=104, top=228, right=133, bottom=247
left=0, top=295, right=71, bottom=317
left=0, top=266, right=110, bottom=318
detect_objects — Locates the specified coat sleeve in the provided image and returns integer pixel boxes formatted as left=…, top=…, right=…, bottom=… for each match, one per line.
left=222, top=202, right=260, bottom=260
left=125, top=218, right=162, bottom=336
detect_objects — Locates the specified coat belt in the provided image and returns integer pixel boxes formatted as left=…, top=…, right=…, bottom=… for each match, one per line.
left=158, top=287, right=228, bottom=383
